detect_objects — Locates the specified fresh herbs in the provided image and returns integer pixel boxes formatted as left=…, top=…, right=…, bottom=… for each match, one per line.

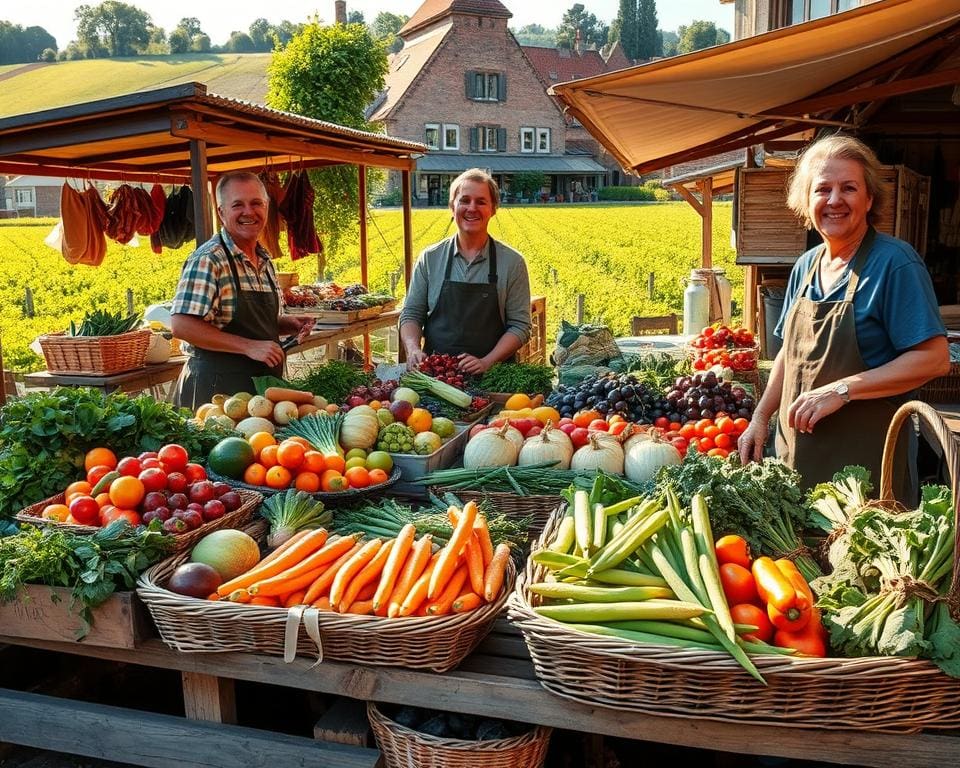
left=68, top=309, right=141, bottom=337
left=258, top=489, right=333, bottom=548
left=613, top=352, right=689, bottom=394
left=289, top=361, right=372, bottom=404
left=476, top=362, right=554, bottom=395
left=0, top=520, right=172, bottom=635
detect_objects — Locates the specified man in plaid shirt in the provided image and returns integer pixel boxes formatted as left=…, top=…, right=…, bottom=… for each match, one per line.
left=170, top=171, right=313, bottom=409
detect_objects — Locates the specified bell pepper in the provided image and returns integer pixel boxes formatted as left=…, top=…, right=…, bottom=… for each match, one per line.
left=775, top=557, right=814, bottom=611
left=767, top=601, right=811, bottom=632
left=773, top=607, right=828, bottom=657
left=751, top=556, right=798, bottom=613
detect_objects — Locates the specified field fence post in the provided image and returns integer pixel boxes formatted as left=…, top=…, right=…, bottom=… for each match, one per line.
left=23, top=287, right=34, bottom=318
left=576, top=293, right=585, bottom=325
left=550, top=267, right=558, bottom=284
left=390, top=271, right=399, bottom=296
left=126, top=289, right=134, bottom=317
left=648, top=273, right=655, bottom=300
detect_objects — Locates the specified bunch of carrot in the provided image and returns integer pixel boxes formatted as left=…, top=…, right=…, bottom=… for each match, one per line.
left=209, top=501, right=512, bottom=617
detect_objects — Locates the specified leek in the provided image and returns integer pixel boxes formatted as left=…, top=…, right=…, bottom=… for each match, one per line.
left=400, top=370, right=472, bottom=408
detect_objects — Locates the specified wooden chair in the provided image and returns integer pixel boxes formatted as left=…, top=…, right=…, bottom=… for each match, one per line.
left=631, top=313, right=678, bottom=336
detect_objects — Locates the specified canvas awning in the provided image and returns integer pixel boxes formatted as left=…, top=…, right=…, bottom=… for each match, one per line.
left=550, top=0, right=960, bottom=175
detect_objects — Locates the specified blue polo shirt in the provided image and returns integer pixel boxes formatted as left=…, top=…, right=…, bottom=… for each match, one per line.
left=774, top=232, right=944, bottom=368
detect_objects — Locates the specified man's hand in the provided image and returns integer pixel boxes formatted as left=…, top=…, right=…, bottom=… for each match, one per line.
left=737, top=417, right=768, bottom=464
left=787, top=385, right=846, bottom=435
left=295, top=317, right=315, bottom=342
left=247, top=339, right=284, bottom=369
left=406, top=349, right=426, bottom=370
left=457, top=353, right=490, bottom=375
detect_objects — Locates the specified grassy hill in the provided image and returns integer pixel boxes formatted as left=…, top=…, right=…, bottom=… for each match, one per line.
left=0, top=53, right=272, bottom=118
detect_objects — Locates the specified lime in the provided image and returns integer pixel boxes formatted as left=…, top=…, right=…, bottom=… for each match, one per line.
left=345, top=448, right=368, bottom=461
left=365, top=450, right=394, bottom=472
left=345, top=456, right=368, bottom=471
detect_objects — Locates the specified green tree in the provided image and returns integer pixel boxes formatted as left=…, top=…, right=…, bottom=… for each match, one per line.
left=370, top=11, right=408, bottom=53
left=175, top=18, right=203, bottom=38
left=272, top=20, right=301, bottom=48
left=249, top=18, right=272, bottom=51
left=661, top=29, right=678, bottom=56
left=638, top=0, right=659, bottom=58
left=74, top=1, right=152, bottom=57
left=267, top=19, right=388, bottom=262
left=347, top=11, right=365, bottom=24
left=226, top=31, right=255, bottom=52
left=676, top=21, right=730, bottom=54
left=168, top=28, right=189, bottom=54
left=557, top=4, right=608, bottom=50
left=613, top=0, right=639, bottom=60
left=511, top=23, right=556, bottom=47
left=190, top=33, right=211, bottom=53
left=0, top=22, right=58, bottom=64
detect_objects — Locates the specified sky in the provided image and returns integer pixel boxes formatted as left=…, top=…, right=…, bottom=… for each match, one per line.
left=3, top=1, right=733, bottom=50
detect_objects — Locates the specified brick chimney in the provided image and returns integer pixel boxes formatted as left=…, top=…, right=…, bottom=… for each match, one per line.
left=335, top=0, right=347, bottom=24
left=574, top=29, right=582, bottom=55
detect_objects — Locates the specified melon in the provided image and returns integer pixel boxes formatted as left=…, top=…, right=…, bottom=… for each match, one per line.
left=235, top=416, right=275, bottom=438
left=190, top=529, right=260, bottom=581
left=207, top=437, right=255, bottom=479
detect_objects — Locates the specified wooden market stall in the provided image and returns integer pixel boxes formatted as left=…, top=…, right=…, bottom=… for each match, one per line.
left=0, top=81, right=426, bottom=375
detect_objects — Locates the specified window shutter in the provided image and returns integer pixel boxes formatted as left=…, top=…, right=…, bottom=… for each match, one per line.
left=470, top=127, right=479, bottom=152
left=497, top=128, right=507, bottom=152
left=499, top=74, right=506, bottom=101
left=465, top=70, right=475, bottom=99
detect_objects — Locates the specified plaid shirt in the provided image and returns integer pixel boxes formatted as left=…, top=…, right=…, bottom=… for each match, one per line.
left=171, top=229, right=281, bottom=329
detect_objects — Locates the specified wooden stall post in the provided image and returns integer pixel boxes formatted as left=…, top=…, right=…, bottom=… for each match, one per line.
left=399, top=169, right=413, bottom=363
left=189, top=138, right=212, bottom=244
left=358, top=165, right=371, bottom=369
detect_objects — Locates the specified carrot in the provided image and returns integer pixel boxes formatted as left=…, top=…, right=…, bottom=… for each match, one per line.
left=282, top=589, right=308, bottom=608
left=248, top=534, right=360, bottom=595
left=428, top=501, right=478, bottom=599
left=450, top=506, right=494, bottom=567
left=302, top=542, right=363, bottom=605
left=264, top=386, right=315, bottom=404
left=399, top=553, right=442, bottom=617
left=249, top=564, right=327, bottom=597
left=207, top=592, right=220, bottom=601
left=465, top=532, right=486, bottom=596
left=452, top=590, right=483, bottom=613
left=250, top=595, right=282, bottom=607
left=483, top=542, right=512, bottom=602
left=337, top=539, right=393, bottom=612
left=373, top=524, right=416, bottom=615
left=217, top=528, right=329, bottom=596
left=226, top=588, right=251, bottom=603
left=257, top=529, right=314, bottom=567
left=387, top=534, right=434, bottom=618
left=345, top=599, right=375, bottom=615
left=330, top=538, right=383, bottom=609
left=312, top=596, right=332, bottom=610
left=426, top=563, right=469, bottom=616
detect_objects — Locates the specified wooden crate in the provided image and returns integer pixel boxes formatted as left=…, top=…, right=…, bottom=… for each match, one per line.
left=0, top=585, right=148, bottom=648
left=517, top=296, right=547, bottom=365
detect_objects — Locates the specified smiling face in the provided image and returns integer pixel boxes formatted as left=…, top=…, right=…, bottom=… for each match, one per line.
left=450, top=179, right=496, bottom=239
left=217, top=177, right=268, bottom=249
left=808, top=158, right=873, bottom=247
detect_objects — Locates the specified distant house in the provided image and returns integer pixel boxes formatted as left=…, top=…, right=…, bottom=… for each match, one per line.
left=369, top=0, right=611, bottom=205
left=2, top=175, right=63, bottom=217
left=722, top=0, right=874, bottom=40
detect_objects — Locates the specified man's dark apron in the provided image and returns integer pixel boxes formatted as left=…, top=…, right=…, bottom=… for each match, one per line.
left=775, top=228, right=910, bottom=498
left=173, top=236, right=282, bottom=411
left=423, top=238, right=508, bottom=359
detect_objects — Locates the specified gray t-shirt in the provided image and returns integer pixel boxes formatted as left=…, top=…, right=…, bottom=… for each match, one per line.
left=399, top=235, right=532, bottom=345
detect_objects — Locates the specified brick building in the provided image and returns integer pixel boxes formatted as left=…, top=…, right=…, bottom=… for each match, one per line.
left=2, top=175, right=62, bottom=217
left=369, top=0, right=613, bottom=205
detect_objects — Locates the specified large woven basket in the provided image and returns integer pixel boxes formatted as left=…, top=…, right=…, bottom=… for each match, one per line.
left=39, top=329, right=151, bottom=376
left=433, top=487, right=560, bottom=540
left=137, top=521, right=515, bottom=672
left=915, top=361, right=960, bottom=404
left=16, top=488, right=261, bottom=553
left=367, top=702, right=551, bottom=768
left=509, top=402, right=960, bottom=733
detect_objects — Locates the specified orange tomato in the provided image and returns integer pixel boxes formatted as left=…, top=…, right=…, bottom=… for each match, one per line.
left=248, top=431, right=276, bottom=458
left=707, top=447, right=729, bottom=458
left=101, top=507, right=141, bottom=527
left=65, top=480, right=93, bottom=499
left=265, top=465, right=292, bottom=489
left=715, top=534, right=752, bottom=568
left=407, top=408, right=433, bottom=434
left=368, top=400, right=381, bottom=410
left=733, top=417, right=750, bottom=434
left=703, top=425, right=721, bottom=441
left=323, top=453, right=346, bottom=474
left=293, top=471, right=321, bottom=493
left=284, top=436, right=315, bottom=451
left=259, top=444, right=279, bottom=468
left=84, top=447, right=117, bottom=472
left=697, top=436, right=715, bottom=451
left=715, top=416, right=736, bottom=435
left=678, top=423, right=696, bottom=440
left=243, top=462, right=267, bottom=486
left=302, top=451, right=326, bottom=474
left=572, top=410, right=601, bottom=428
left=694, top=418, right=714, bottom=437
left=714, top=433, right=733, bottom=450
left=86, top=464, right=114, bottom=486
left=367, top=468, right=389, bottom=485
left=95, top=492, right=112, bottom=508
left=607, top=414, right=625, bottom=425
left=276, top=440, right=306, bottom=470
left=608, top=421, right=630, bottom=437
left=320, top=469, right=348, bottom=492
left=109, top=476, right=145, bottom=509
left=41, top=503, right=70, bottom=522
left=344, top=466, right=370, bottom=488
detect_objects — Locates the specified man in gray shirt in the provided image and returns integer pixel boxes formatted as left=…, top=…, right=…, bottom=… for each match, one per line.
left=400, top=168, right=532, bottom=374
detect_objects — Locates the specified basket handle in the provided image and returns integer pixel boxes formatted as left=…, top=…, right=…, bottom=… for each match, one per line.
left=880, top=400, right=960, bottom=619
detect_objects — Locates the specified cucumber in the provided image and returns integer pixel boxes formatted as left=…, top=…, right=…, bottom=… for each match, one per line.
left=91, top=471, right=120, bottom=496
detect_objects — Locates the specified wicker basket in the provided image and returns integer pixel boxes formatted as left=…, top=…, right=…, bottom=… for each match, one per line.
left=434, top=487, right=560, bottom=540
left=508, top=403, right=960, bottom=733
left=16, top=488, right=261, bottom=553
left=137, top=521, right=515, bottom=672
left=915, top=362, right=960, bottom=404
left=39, top=329, right=151, bottom=376
left=367, top=702, right=551, bottom=768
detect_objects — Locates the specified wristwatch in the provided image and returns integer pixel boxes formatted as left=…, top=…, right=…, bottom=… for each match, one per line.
left=833, top=381, right=850, bottom=403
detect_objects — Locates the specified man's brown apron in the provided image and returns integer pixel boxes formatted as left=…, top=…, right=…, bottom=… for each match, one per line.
left=775, top=228, right=909, bottom=497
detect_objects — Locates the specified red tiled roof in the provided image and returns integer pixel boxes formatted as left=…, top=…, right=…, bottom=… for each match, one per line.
left=521, top=46, right=617, bottom=85
left=400, top=0, right=511, bottom=38
left=602, top=41, right=633, bottom=72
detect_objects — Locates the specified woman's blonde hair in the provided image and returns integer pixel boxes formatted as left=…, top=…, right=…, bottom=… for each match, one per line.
left=786, top=134, right=884, bottom=228
left=448, top=168, right=500, bottom=212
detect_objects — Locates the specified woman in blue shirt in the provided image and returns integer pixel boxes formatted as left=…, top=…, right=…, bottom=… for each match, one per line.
left=738, top=135, right=949, bottom=496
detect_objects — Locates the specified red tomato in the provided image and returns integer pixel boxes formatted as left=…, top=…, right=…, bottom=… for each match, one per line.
left=678, top=423, right=696, bottom=440
left=608, top=421, right=630, bottom=437
left=138, top=467, right=168, bottom=493
left=715, top=534, right=752, bottom=568
left=158, top=444, right=189, bottom=473
left=714, top=433, right=733, bottom=450
left=101, top=507, right=141, bottom=527
left=730, top=603, right=774, bottom=643
left=570, top=427, right=590, bottom=448
left=719, top=563, right=760, bottom=605
left=558, top=422, right=577, bottom=437
left=86, top=464, right=114, bottom=486
left=69, top=495, right=101, bottom=525
left=588, top=419, right=609, bottom=432
left=669, top=436, right=688, bottom=455
left=166, top=471, right=189, bottom=493
left=653, top=416, right=670, bottom=430
left=138, top=451, right=159, bottom=461
left=116, top=456, right=142, bottom=477
left=184, top=463, right=207, bottom=483
left=140, top=457, right=163, bottom=470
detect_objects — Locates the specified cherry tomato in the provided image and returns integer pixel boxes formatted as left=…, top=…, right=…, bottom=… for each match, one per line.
left=730, top=603, right=774, bottom=643
left=715, top=534, right=752, bottom=568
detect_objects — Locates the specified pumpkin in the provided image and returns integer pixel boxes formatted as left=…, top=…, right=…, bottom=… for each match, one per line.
left=145, top=332, right=171, bottom=364
left=571, top=433, right=624, bottom=474
left=624, top=430, right=682, bottom=484
left=463, top=422, right=519, bottom=468
left=518, top=421, right=573, bottom=469
left=340, top=405, right=380, bottom=450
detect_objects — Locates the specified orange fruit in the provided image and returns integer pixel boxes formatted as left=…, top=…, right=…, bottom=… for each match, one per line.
left=368, top=400, right=381, bottom=410
left=95, top=492, right=112, bottom=508
left=260, top=444, right=279, bottom=468
left=265, top=465, right=292, bottom=489
left=84, top=447, right=117, bottom=472
left=320, top=469, right=347, bottom=492
left=285, top=436, right=314, bottom=451
left=243, top=462, right=267, bottom=486
left=294, top=471, right=321, bottom=493
left=323, top=453, right=346, bottom=474
left=302, top=451, right=326, bottom=473
left=248, top=431, right=276, bottom=458
left=344, top=466, right=370, bottom=488
left=276, top=440, right=306, bottom=470
left=367, top=468, right=389, bottom=485
left=86, top=464, right=114, bottom=486
left=41, top=503, right=70, bottom=522
left=65, top=480, right=93, bottom=499
left=406, top=408, right=433, bottom=434
left=109, top=476, right=145, bottom=509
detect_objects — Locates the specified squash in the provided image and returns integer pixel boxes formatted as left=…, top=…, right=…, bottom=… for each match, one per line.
left=571, top=433, right=624, bottom=474
left=624, top=430, right=681, bottom=484
left=518, top=421, right=573, bottom=469
left=145, top=332, right=171, bottom=364
left=463, top=422, right=519, bottom=468
left=340, top=405, right=380, bottom=450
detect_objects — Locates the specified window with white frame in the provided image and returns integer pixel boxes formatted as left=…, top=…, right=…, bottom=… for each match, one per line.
left=520, top=127, right=535, bottom=153
left=14, top=188, right=34, bottom=206
left=536, top=128, right=551, bottom=154
left=479, top=126, right=498, bottom=152
left=424, top=124, right=440, bottom=150
left=790, top=0, right=856, bottom=23
left=442, top=124, right=459, bottom=151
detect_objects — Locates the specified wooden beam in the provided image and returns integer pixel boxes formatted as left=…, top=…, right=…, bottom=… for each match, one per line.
left=0, top=688, right=381, bottom=768
left=189, top=138, right=212, bottom=244
left=171, top=115, right=416, bottom=172
left=0, top=115, right=171, bottom=155
left=671, top=184, right=703, bottom=216
left=358, top=165, right=371, bottom=369
left=701, top=177, right=713, bottom=270
left=181, top=671, right=236, bottom=724
left=0, top=161, right=188, bottom=184
left=402, top=169, right=413, bottom=294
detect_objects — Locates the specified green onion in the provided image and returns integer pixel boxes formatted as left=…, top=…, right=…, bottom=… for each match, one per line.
left=258, top=489, right=333, bottom=548
left=276, top=412, right=343, bottom=455
left=400, top=370, right=472, bottom=408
